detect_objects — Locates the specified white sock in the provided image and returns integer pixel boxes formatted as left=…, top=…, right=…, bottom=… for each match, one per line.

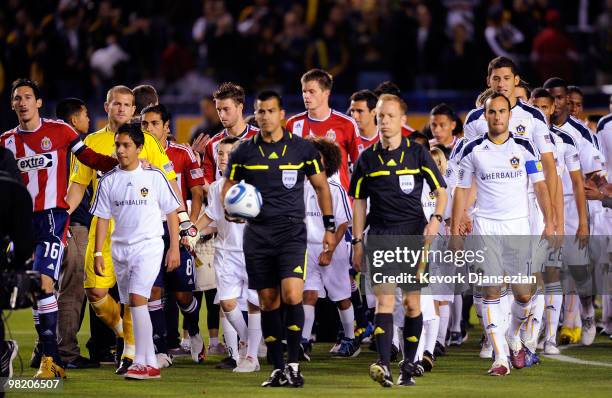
left=210, top=336, right=219, bottom=346
left=131, top=304, right=154, bottom=366
left=579, top=295, right=594, bottom=320
left=450, top=295, right=462, bottom=332
left=302, top=304, right=315, bottom=340
left=473, top=291, right=483, bottom=323
left=221, top=316, right=239, bottom=360
left=524, top=293, right=544, bottom=351
left=414, top=325, right=425, bottom=362
left=224, top=307, right=248, bottom=342
left=338, top=305, right=355, bottom=339
left=482, top=298, right=507, bottom=361
left=437, top=304, right=450, bottom=345
left=544, top=283, right=563, bottom=343
left=247, top=313, right=262, bottom=359
left=563, top=293, right=579, bottom=328
left=499, top=288, right=511, bottom=336
left=392, top=324, right=400, bottom=349
left=425, top=316, right=439, bottom=354
left=508, top=299, right=531, bottom=347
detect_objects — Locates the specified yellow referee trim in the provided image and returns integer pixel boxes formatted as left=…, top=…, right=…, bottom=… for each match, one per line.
left=306, top=159, right=321, bottom=174
left=421, top=166, right=441, bottom=188
left=395, top=168, right=419, bottom=175
left=244, top=165, right=270, bottom=170
left=279, top=162, right=304, bottom=170
left=229, top=164, right=240, bottom=180
left=367, top=170, right=390, bottom=177
left=354, top=176, right=364, bottom=198
left=302, top=248, right=308, bottom=281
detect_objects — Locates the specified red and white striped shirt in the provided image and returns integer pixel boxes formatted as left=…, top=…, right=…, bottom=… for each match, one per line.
left=165, top=140, right=204, bottom=202
left=203, top=124, right=259, bottom=183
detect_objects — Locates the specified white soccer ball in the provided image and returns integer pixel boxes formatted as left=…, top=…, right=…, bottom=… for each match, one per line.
left=224, top=181, right=263, bottom=219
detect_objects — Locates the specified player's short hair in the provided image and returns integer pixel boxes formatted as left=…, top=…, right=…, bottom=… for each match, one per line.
left=106, top=85, right=134, bottom=105
left=255, top=90, right=283, bottom=109
left=373, top=81, right=401, bottom=97
left=517, top=79, right=531, bottom=97
left=430, top=103, right=456, bottom=119
left=411, top=132, right=430, bottom=150
left=213, top=82, right=245, bottom=106
left=116, top=123, right=145, bottom=147
left=11, top=78, right=42, bottom=99
left=487, top=56, right=519, bottom=77
left=485, top=92, right=512, bottom=111
left=308, top=137, right=342, bottom=178
left=133, top=84, right=159, bottom=114
left=301, top=69, right=333, bottom=91
left=475, top=88, right=495, bottom=107
left=567, top=85, right=583, bottom=97
left=218, top=135, right=240, bottom=147
left=530, top=87, right=554, bottom=102
left=377, top=94, right=407, bottom=115
left=587, top=114, right=602, bottom=124
left=56, top=98, right=86, bottom=123
left=542, top=77, right=567, bottom=90
left=350, top=90, right=378, bottom=111
left=430, top=147, right=448, bottom=174
left=141, top=103, right=171, bottom=124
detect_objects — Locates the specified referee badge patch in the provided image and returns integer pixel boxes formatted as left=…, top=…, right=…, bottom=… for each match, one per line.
left=282, top=170, right=298, bottom=188
left=399, top=174, right=414, bottom=194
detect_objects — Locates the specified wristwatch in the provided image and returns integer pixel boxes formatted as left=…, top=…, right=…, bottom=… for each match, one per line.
left=430, top=214, right=443, bottom=223
left=351, top=237, right=363, bottom=245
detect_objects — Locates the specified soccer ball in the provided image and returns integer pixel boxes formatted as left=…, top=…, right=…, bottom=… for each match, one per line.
left=224, top=182, right=263, bottom=219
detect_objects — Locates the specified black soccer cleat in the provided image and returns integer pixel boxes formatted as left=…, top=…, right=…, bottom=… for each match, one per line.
left=114, top=337, right=124, bottom=367
left=261, top=368, right=288, bottom=387
left=115, top=357, right=133, bottom=375
left=397, top=360, right=416, bottom=386
left=434, top=341, right=446, bottom=357
left=284, top=363, right=304, bottom=387
left=413, top=361, right=425, bottom=377
left=299, top=339, right=312, bottom=362
left=422, top=350, right=435, bottom=372
left=369, top=361, right=393, bottom=387
left=215, top=355, right=237, bottom=369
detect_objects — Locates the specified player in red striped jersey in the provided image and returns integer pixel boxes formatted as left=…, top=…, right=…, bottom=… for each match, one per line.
left=202, top=83, right=259, bottom=183
left=285, top=69, right=363, bottom=191
left=0, top=78, right=117, bottom=379
left=349, top=89, right=380, bottom=149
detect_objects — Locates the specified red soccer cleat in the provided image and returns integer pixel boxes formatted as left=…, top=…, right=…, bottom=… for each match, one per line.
left=125, top=363, right=149, bottom=380
left=147, top=366, right=161, bottom=379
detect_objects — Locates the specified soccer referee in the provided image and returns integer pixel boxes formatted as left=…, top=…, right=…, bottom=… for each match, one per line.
left=222, top=91, right=335, bottom=388
left=350, top=94, right=447, bottom=387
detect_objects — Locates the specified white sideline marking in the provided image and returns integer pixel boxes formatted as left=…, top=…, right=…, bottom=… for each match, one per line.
left=542, top=344, right=612, bottom=368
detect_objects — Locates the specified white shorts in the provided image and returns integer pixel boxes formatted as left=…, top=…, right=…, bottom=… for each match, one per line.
left=562, top=196, right=590, bottom=266
left=429, top=235, right=457, bottom=301
left=194, top=239, right=216, bottom=291
left=528, top=193, right=551, bottom=272
left=213, top=249, right=259, bottom=306
left=420, top=290, right=437, bottom=321
left=304, top=242, right=351, bottom=302
left=112, top=238, right=164, bottom=304
left=589, top=210, right=610, bottom=265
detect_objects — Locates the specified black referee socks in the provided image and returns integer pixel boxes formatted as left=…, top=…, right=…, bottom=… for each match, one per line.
left=261, top=308, right=284, bottom=370
left=403, top=313, right=423, bottom=364
left=374, top=313, right=394, bottom=367
left=285, top=303, right=305, bottom=364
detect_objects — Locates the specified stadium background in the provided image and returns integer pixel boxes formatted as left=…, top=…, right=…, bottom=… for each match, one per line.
left=0, top=0, right=611, bottom=142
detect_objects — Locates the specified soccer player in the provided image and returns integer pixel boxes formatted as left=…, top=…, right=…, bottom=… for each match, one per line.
left=141, top=104, right=205, bottom=363
left=202, top=83, right=259, bottom=184
left=222, top=90, right=335, bottom=387
left=91, top=124, right=182, bottom=380
left=452, top=93, right=555, bottom=376
left=0, top=78, right=117, bottom=378
left=428, top=103, right=459, bottom=150
left=285, top=69, right=363, bottom=191
left=349, top=89, right=379, bottom=148
left=350, top=94, right=447, bottom=387
left=567, top=85, right=585, bottom=121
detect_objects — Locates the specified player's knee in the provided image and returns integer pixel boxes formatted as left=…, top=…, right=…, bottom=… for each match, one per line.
left=220, top=299, right=237, bottom=312
left=303, top=290, right=318, bottom=305
left=149, top=286, right=163, bottom=300
left=282, top=291, right=302, bottom=305
left=336, top=298, right=351, bottom=310
left=86, top=288, right=107, bottom=303
left=174, top=291, right=192, bottom=306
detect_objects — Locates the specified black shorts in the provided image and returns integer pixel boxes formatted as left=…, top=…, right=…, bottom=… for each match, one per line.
left=243, top=218, right=307, bottom=290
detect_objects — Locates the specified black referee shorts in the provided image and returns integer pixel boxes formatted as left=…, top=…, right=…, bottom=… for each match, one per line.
left=243, top=217, right=307, bottom=290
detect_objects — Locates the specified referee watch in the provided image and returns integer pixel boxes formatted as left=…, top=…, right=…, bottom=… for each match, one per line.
left=430, top=214, right=444, bottom=223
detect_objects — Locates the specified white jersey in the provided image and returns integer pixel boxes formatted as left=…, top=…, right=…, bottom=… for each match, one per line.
left=456, top=133, right=544, bottom=220
left=91, top=164, right=181, bottom=245
left=304, top=179, right=351, bottom=244
left=444, top=137, right=468, bottom=191
left=463, top=99, right=554, bottom=155
left=205, top=177, right=245, bottom=252
left=421, top=178, right=451, bottom=234
left=596, top=113, right=612, bottom=180
left=558, top=116, right=604, bottom=175
left=550, top=126, right=582, bottom=195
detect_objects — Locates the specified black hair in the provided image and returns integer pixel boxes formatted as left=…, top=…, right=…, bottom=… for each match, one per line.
left=567, top=85, right=584, bottom=97
left=542, top=77, right=567, bottom=90
left=141, top=103, right=171, bottom=124
left=430, top=103, right=456, bottom=118
left=374, top=81, right=401, bottom=97
left=133, top=84, right=159, bottom=114
left=11, top=78, right=42, bottom=100
left=587, top=114, right=602, bottom=124
left=115, top=123, right=145, bottom=147
left=530, top=87, right=554, bottom=101
left=487, top=56, right=518, bottom=77
left=309, top=137, right=341, bottom=177
left=411, top=132, right=430, bottom=151
left=485, top=92, right=512, bottom=111
left=255, top=90, right=283, bottom=109
left=219, top=136, right=240, bottom=146
left=56, top=98, right=85, bottom=123
left=350, top=90, right=378, bottom=111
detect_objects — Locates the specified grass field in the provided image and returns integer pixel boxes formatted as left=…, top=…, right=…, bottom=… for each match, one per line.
left=3, top=308, right=612, bottom=398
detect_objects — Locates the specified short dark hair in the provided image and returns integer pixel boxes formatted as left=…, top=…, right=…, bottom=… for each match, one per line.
left=255, top=90, right=283, bottom=109
left=411, top=132, right=430, bottom=151
left=487, top=56, right=518, bottom=77
left=56, top=98, right=85, bottom=123
left=141, top=103, right=171, bottom=124
left=530, top=87, right=554, bottom=102
left=373, top=81, right=401, bottom=97
left=485, top=92, right=512, bottom=111
left=219, top=136, right=240, bottom=146
left=350, top=90, right=378, bottom=110
left=587, top=114, right=602, bottom=124
left=115, top=123, right=145, bottom=148
left=309, top=137, right=342, bottom=177
left=542, top=77, right=567, bottom=90
left=133, top=84, right=158, bottom=114
left=301, top=69, right=333, bottom=91
left=213, top=82, right=245, bottom=106
left=11, top=78, right=42, bottom=99
left=517, top=79, right=531, bottom=97
left=567, top=85, right=584, bottom=97
left=430, top=103, right=456, bottom=119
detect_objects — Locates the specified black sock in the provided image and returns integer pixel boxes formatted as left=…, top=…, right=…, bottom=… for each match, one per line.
left=179, top=297, right=200, bottom=337
left=148, top=300, right=167, bottom=354
left=403, top=314, right=423, bottom=364
left=261, top=308, right=284, bottom=370
left=351, top=289, right=367, bottom=329
left=374, top=313, right=394, bottom=367
left=285, top=303, right=305, bottom=364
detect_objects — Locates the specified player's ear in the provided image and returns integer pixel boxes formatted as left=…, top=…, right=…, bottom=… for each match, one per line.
left=36, top=98, right=43, bottom=109
left=400, top=114, right=407, bottom=125
left=103, top=102, right=110, bottom=114
left=514, top=74, right=520, bottom=87
left=280, top=109, right=285, bottom=120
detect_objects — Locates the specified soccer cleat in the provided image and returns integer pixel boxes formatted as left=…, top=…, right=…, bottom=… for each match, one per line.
left=115, top=337, right=124, bottom=367
left=66, top=356, right=100, bottom=369
left=180, top=337, right=191, bottom=353
left=360, top=323, right=374, bottom=345
left=329, top=331, right=343, bottom=354
left=487, top=359, right=510, bottom=376
left=207, top=342, right=227, bottom=355
left=261, top=368, right=288, bottom=387
left=125, top=363, right=149, bottom=380
left=284, top=363, right=304, bottom=387
left=34, top=356, right=66, bottom=379
left=422, top=351, right=435, bottom=372
left=30, top=342, right=42, bottom=368
left=215, top=356, right=237, bottom=370
left=599, top=328, right=612, bottom=337
left=397, top=360, right=416, bottom=386
left=299, top=339, right=312, bottom=362
left=449, top=331, right=462, bottom=346
left=369, top=361, right=393, bottom=387
left=413, top=361, right=425, bottom=377
left=536, top=339, right=545, bottom=351
left=558, top=326, right=572, bottom=345
left=570, top=327, right=581, bottom=344
left=333, top=337, right=361, bottom=358
left=581, top=317, right=596, bottom=346
left=0, top=340, right=18, bottom=378
left=147, top=366, right=161, bottom=379
left=509, top=343, right=526, bottom=369
left=480, top=339, right=493, bottom=359
left=524, top=349, right=540, bottom=367
left=234, top=356, right=260, bottom=373
left=543, top=341, right=560, bottom=355
left=434, top=341, right=446, bottom=357
left=115, top=357, right=133, bottom=375
left=190, top=334, right=205, bottom=363
left=156, top=353, right=173, bottom=368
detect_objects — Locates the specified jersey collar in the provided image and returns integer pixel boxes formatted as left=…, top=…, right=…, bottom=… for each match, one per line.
left=253, top=129, right=292, bottom=144
left=486, top=132, right=512, bottom=145
left=373, top=136, right=410, bottom=152
left=225, top=124, right=251, bottom=140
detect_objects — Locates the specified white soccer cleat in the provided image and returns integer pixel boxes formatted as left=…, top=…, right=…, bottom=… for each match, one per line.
left=581, top=317, right=596, bottom=346
left=543, top=341, right=560, bottom=355
left=536, top=339, right=545, bottom=351
left=479, top=340, right=493, bottom=359
left=180, top=337, right=191, bottom=353
left=156, top=353, right=173, bottom=368
left=233, top=356, right=260, bottom=373
left=190, top=333, right=205, bottom=363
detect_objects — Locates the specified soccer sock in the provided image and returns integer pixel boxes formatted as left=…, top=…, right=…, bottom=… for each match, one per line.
left=403, top=314, right=423, bottom=364
left=508, top=299, right=531, bottom=346
left=32, top=308, right=42, bottom=337
left=579, top=295, right=594, bottom=320
left=392, top=323, right=400, bottom=350
left=563, top=293, right=578, bottom=328
left=415, top=325, right=425, bottom=361
left=122, top=305, right=135, bottom=359
left=544, top=283, right=563, bottom=343
left=425, top=315, right=439, bottom=354
left=523, top=293, right=544, bottom=351
left=210, top=336, right=219, bottom=346
left=373, top=313, right=394, bottom=367
left=148, top=299, right=167, bottom=354
left=350, top=280, right=367, bottom=329
left=473, top=291, right=483, bottom=324
left=261, top=308, right=284, bottom=370
left=437, top=304, right=450, bottom=345
left=482, top=298, right=507, bottom=361
left=179, top=297, right=200, bottom=337
left=224, top=307, right=248, bottom=343
left=221, top=316, right=239, bottom=361
left=499, top=288, right=510, bottom=335
left=450, top=295, right=462, bottom=332
left=37, top=294, right=62, bottom=365
left=338, top=305, right=355, bottom=339
left=131, top=304, right=154, bottom=366
left=247, top=313, right=262, bottom=359
left=302, top=304, right=315, bottom=340
left=285, top=303, right=304, bottom=364
left=90, top=294, right=123, bottom=337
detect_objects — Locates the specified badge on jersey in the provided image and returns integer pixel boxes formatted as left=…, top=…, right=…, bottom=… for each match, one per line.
left=515, top=125, right=526, bottom=135
left=141, top=187, right=149, bottom=197
left=326, top=129, right=336, bottom=140
left=282, top=170, right=298, bottom=188
left=399, top=174, right=414, bottom=194
left=40, top=136, right=52, bottom=151
left=292, top=120, right=304, bottom=136
left=510, top=156, right=520, bottom=169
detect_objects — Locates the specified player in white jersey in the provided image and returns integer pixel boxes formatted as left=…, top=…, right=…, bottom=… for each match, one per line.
left=91, top=124, right=181, bottom=380
left=451, top=93, right=555, bottom=376
left=188, top=135, right=263, bottom=373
